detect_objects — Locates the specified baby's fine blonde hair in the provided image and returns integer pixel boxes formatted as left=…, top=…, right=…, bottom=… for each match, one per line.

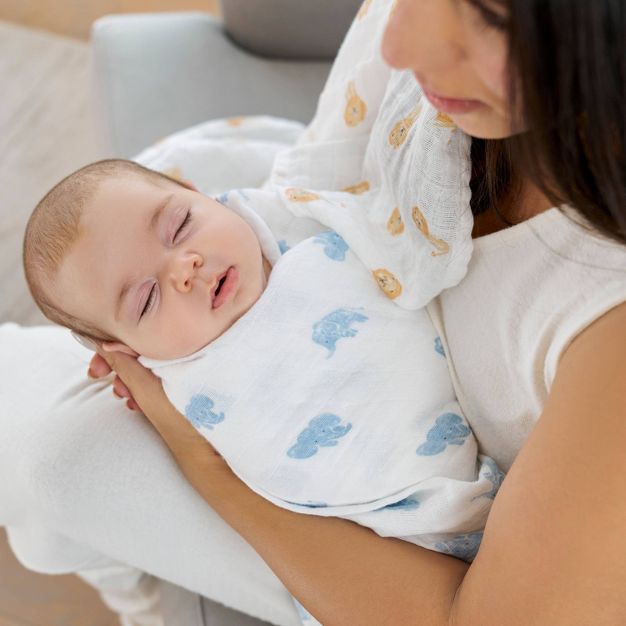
left=23, top=159, right=185, bottom=343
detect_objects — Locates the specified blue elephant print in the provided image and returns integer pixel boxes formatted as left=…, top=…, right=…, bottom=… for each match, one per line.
left=416, top=412, right=471, bottom=456
left=287, top=413, right=352, bottom=459
left=471, top=456, right=506, bottom=501
left=215, top=192, right=229, bottom=204
left=185, top=394, right=225, bottom=430
left=313, top=231, right=349, bottom=261
left=435, top=531, right=483, bottom=563
left=312, top=308, right=368, bottom=357
left=381, top=496, right=421, bottom=511
left=434, top=336, right=445, bottom=357
left=278, top=239, right=291, bottom=255
left=287, top=500, right=329, bottom=509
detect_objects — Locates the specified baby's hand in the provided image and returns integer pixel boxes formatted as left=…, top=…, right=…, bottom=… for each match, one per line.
left=88, top=352, right=140, bottom=411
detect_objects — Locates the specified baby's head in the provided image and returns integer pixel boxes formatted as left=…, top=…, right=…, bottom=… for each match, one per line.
left=23, top=159, right=269, bottom=360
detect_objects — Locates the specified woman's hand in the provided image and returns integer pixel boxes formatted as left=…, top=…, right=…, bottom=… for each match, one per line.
left=88, top=351, right=140, bottom=410
left=87, top=348, right=224, bottom=465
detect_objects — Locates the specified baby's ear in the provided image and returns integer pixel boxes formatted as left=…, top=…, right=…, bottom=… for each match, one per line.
left=101, top=341, right=140, bottom=358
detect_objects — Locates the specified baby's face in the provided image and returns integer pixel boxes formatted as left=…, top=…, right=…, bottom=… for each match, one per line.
left=54, top=176, right=269, bottom=359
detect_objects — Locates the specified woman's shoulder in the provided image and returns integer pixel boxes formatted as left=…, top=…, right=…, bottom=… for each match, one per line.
left=531, top=205, right=626, bottom=265
left=474, top=205, right=626, bottom=383
left=474, top=205, right=626, bottom=265
left=427, top=205, right=626, bottom=468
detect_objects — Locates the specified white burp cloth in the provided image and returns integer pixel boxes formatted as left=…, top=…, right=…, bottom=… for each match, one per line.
left=139, top=231, right=502, bottom=530
left=226, top=71, right=474, bottom=312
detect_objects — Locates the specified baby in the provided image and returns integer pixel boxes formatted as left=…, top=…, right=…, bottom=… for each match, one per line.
left=24, top=158, right=503, bottom=564
left=23, top=159, right=270, bottom=361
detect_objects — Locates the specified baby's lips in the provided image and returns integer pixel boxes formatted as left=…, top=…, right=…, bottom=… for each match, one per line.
left=210, top=268, right=228, bottom=304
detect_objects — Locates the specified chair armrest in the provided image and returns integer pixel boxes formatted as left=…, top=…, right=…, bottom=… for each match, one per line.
left=221, top=0, right=361, bottom=59
left=91, top=12, right=332, bottom=157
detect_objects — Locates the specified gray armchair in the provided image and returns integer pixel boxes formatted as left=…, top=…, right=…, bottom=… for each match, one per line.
left=91, top=1, right=361, bottom=158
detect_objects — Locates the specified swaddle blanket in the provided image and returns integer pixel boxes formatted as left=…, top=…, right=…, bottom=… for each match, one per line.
left=136, top=0, right=505, bottom=566
left=139, top=208, right=503, bottom=553
left=138, top=82, right=504, bottom=555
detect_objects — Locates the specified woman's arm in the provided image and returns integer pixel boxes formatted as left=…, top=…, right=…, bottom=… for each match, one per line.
left=449, top=301, right=626, bottom=626
left=96, top=301, right=626, bottom=625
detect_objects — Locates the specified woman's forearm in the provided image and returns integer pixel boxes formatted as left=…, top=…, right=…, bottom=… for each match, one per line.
left=95, top=347, right=469, bottom=622
left=96, top=349, right=469, bottom=624
left=179, top=451, right=469, bottom=626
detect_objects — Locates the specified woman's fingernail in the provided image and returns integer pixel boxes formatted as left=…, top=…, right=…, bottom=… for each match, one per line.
left=90, top=364, right=107, bottom=378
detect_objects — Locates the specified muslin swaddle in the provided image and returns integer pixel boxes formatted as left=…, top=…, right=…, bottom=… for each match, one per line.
left=139, top=214, right=502, bottom=553
left=138, top=86, right=504, bottom=563
left=136, top=0, right=505, bottom=570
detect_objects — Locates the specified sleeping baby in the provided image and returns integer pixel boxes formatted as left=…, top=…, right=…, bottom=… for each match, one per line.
left=23, top=156, right=503, bottom=564
left=23, top=93, right=504, bottom=564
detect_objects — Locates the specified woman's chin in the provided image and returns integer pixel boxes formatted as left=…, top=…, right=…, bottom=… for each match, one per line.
left=451, top=110, right=518, bottom=140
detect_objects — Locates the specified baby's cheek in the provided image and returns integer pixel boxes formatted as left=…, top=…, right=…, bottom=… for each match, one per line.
left=148, top=307, right=208, bottom=359
left=179, top=309, right=217, bottom=354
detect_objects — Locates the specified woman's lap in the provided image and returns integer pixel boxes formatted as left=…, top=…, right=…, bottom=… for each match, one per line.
left=0, top=322, right=300, bottom=626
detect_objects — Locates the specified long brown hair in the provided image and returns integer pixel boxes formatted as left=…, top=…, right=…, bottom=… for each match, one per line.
left=468, top=0, right=625, bottom=245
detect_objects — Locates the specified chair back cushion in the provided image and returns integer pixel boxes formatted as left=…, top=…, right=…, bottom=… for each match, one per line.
left=221, top=0, right=362, bottom=59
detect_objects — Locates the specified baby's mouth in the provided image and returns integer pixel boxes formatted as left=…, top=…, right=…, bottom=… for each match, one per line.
left=213, top=273, right=227, bottom=297
left=211, top=266, right=237, bottom=309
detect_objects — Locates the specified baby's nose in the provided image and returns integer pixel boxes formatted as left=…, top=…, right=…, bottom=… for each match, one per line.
left=171, top=254, right=203, bottom=291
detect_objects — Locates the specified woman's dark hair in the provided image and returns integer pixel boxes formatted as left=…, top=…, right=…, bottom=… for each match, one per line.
left=468, top=0, right=625, bottom=245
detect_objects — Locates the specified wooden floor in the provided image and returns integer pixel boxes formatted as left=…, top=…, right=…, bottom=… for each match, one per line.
left=0, top=529, right=119, bottom=626
left=0, top=0, right=220, bottom=40
left=0, top=4, right=219, bottom=624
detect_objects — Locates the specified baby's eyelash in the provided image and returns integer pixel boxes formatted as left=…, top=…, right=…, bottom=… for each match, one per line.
left=173, top=210, right=192, bottom=241
left=139, top=210, right=191, bottom=320
left=140, top=285, right=156, bottom=319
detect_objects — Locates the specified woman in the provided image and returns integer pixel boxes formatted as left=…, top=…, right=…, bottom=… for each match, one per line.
left=89, top=1, right=626, bottom=623
left=9, top=0, right=626, bottom=623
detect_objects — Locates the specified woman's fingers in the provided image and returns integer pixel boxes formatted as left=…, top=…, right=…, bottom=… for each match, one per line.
left=86, top=351, right=140, bottom=410
left=96, top=349, right=165, bottom=416
left=88, top=352, right=112, bottom=379
left=112, top=377, right=141, bottom=412
left=88, top=351, right=141, bottom=411
left=96, top=349, right=225, bottom=462
left=112, top=376, right=133, bottom=401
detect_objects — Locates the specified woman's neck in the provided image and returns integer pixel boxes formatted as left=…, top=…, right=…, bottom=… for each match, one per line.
left=471, top=178, right=554, bottom=238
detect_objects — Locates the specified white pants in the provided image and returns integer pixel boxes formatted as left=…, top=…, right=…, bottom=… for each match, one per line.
left=0, top=322, right=301, bottom=626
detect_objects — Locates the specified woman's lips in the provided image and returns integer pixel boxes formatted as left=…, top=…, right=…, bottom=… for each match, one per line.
left=422, top=87, right=485, bottom=115
left=212, top=266, right=238, bottom=309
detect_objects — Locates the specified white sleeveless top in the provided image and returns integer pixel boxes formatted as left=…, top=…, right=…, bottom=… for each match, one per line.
left=427, top=206, right=626, bottom=471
